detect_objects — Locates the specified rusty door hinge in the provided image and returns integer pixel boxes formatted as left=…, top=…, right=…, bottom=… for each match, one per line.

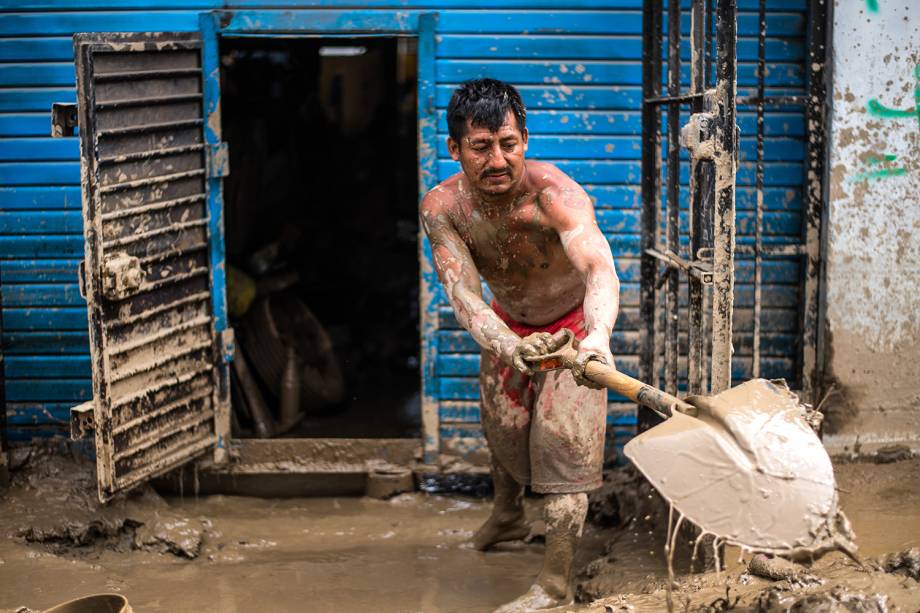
left=51, top=103, right=78, bottom=137
left=70, top=401, right=94, bottom=440
left=101, top=253, right=146, bottom=300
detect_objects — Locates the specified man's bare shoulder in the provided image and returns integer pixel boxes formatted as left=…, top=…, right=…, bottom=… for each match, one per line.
left=525, top=161, right=592, bottom=212
left=420, top=173, right=466, bottom=216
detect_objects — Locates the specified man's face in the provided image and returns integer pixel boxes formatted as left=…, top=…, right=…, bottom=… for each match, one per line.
left=447, top=110, right=528, bottom=197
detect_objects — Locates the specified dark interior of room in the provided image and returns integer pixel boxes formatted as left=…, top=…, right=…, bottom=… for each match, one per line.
left=219, top=36, right=421, bottom=439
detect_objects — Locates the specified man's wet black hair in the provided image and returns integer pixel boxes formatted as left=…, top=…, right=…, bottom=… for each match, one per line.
left=447, top=78, right=527, bottom=144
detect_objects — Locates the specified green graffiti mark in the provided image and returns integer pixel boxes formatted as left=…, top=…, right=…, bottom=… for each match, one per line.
left=867, top=98, right=915, bottom=118
left=850, top=167, right=907, bottom=182
left=866, top=66, right=920, bottom=131
left=916, top=65, right=920, bottom=129
left=866, top=154, right=898, bottom=165
left=866, top=0, right=879, bottom=12
left=850, top=153, right=908, bottom=183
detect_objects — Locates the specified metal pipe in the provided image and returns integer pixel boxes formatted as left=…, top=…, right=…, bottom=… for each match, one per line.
left=665, top=0, right=681, bottom=397
left=645, top=92, right=706, bottom=105
left=688, top=0, right=708, bottom=395
left=706, top=0, right=714, bottom=88
left=645, top=247, right=712, bottom=283
left=737, top=94, right=808, bottom=106
left=640, top=0, right=664, bottom=428
left=753, top=0, right=766, bottom=378
left=710, top=0, right=737, bottom=394
left=802, top=0, right=830, bottom=403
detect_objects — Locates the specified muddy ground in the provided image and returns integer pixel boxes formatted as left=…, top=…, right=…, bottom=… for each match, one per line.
left=0, top=449, right=919, bottom=613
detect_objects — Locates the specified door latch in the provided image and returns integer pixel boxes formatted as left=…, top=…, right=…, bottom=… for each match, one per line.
left=101, top=253, right=146, bottom=300
left=680, top=111, right=718, bottom=161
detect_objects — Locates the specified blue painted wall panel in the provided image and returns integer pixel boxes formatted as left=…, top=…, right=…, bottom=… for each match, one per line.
left=0, top=1, right=809, bottom=454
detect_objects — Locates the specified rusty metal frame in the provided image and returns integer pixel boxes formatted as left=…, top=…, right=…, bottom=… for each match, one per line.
left=802, top=0, right=831, bottom=405
left=640, top=0, right=738, bottom=426
left=639, top=0, right=663, bottom=430
left=709, top=0, right=738, bottom=394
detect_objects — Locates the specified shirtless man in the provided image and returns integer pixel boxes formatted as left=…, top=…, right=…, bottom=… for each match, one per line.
left=419, top=79, right=620, bottom=612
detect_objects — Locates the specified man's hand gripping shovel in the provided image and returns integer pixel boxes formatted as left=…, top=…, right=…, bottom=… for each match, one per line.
left=525, top=328, right=697, bottom=420
left=527, top=329, right=857, bottom=561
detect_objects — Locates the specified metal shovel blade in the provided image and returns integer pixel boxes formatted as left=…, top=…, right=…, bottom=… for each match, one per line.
left=624, top=379, right=848, bottom=557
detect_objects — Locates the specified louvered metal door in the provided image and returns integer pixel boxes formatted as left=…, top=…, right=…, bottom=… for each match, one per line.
left=74, top=32, right=226, bottom=502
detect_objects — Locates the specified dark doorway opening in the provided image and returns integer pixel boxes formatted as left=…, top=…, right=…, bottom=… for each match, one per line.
left=220, top=36, right=421, bottom=439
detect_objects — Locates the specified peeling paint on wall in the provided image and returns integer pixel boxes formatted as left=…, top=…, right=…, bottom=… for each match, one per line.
left=823, top=0, right=920, bottom=454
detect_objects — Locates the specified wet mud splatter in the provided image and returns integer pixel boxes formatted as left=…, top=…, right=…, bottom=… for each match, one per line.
left=1, top=451, right=919, bottom=612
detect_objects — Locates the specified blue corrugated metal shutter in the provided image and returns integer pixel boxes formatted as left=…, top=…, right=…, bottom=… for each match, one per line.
left=0, top=1, right=808, bottom=456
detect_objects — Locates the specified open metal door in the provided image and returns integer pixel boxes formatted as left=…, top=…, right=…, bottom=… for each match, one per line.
left=73, top=32, right=228, bottom=502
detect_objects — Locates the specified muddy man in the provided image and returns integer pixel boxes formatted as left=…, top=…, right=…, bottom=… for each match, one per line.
left=420, top=79, right=620, bottom=612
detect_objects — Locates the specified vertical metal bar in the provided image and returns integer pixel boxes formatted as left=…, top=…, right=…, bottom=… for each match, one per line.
left=752, top=0, right=766, bottom=379
left=688, top=0, right=706, bottom=395
left=640, top=0, right=663, bottom=429
left=710, top=0, right=737, bottom=394
left=802, top=0, right=829, bottom=403
left=200, top=13, right=231, bottom=465
left=706, top=0, right=714, bottom=88
left=417, top=12, right=441, bottom=463
left=664, top=0, right=681, bottom=397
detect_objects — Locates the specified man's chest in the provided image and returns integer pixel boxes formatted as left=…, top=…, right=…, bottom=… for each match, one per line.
left=451, top=204, right=560, bottom=275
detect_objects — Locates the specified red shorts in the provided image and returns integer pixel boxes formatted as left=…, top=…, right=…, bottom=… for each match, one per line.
left=480, top=302, right=607, bottom=494
left=491, top=301, right=589, bottom=341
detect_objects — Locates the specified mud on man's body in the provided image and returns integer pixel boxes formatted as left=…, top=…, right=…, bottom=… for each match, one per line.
left=420, top=79, right=620, bottom=612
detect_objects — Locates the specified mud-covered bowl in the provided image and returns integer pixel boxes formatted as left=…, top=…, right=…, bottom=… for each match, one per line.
left=43, top=594, right=132, bottom=613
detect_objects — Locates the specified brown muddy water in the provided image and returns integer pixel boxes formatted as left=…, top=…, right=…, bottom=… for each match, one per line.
left=1, top=453, right=919, bottom=613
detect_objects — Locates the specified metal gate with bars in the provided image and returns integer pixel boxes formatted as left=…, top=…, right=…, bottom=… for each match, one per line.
left=638, top=0, right=827, bottom=427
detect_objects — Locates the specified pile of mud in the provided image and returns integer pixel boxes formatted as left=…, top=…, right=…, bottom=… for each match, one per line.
left=576, top=461, right=920, bottom=612
left=1, top=444, right=207, bottom=559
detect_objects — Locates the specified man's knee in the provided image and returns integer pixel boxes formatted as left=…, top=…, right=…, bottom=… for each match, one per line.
left=543, top=493, right=589, bottom=534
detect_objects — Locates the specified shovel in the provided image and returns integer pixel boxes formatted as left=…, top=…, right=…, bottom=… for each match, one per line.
left=527, top=328, right=856, bottom=559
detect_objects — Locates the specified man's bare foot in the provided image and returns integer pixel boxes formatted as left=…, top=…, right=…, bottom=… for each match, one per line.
left=471, top=511, right=531, bottom=551
left=492, top=584, right=572, bottom=613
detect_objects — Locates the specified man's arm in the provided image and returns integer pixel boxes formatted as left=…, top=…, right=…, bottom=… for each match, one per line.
left=539, top=179, right=620, bottom=380
left=420, top=189, right=549, bottom=373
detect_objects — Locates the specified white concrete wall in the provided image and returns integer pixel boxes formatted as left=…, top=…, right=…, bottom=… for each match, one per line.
left=822, top=0, right=919, bottom=454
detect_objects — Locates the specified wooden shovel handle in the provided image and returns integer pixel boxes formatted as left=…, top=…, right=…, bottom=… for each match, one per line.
left=528, top=329, right=697, bottom=419
left=583, top=360, right=697, bottom=419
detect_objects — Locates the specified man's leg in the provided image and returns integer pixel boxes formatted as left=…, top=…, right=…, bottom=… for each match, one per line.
left=494, top=493, right=588, bottom=612
left=472, top=457, right=530, bottom=551
left=495, top=366, right=606, bottom=612
left=474, top=350, right=534, bottom=551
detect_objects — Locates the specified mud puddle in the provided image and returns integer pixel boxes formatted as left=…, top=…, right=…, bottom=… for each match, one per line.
left=0, top=450, right=608, bottom=612
left=1, top=452, right=919, bottom=612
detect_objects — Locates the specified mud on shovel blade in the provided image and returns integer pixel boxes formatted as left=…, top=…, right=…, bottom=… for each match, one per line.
left=527, top=330, right=854, bottom=558
left=625, top=380, right=853, bottom=558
